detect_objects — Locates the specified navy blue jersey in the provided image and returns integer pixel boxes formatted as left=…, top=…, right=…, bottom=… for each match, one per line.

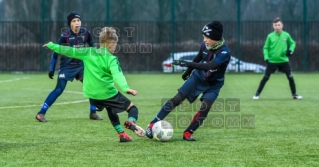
left=49, top=27, right=94, bottom=71
left=193, top=42, right=231, bottom=84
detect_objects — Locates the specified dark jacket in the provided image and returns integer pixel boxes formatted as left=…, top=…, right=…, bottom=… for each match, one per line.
left=49, top=27, right=94, bottom=71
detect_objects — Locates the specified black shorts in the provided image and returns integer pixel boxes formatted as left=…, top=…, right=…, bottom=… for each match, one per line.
left=89, top=92, right=131, bottom=113
left=266, top=62, right=291, bottom=75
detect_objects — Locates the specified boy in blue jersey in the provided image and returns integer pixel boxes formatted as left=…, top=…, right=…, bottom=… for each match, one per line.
left=35, top=11, right=102, bottom=122
left=145, top=21, right=231, bottom=141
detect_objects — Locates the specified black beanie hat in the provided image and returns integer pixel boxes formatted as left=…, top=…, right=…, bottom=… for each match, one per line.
left=67, top=11, right=81, bottom=26
left=202, top=21, right=223, bottom=40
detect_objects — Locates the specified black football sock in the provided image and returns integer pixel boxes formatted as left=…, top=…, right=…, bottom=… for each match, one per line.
left=256, top=76, right=269, bottom=95
left=287, top=76, right=296, bottom=95
left=127, top=106, right=138, bottom=122
left=106, top=108, right=120, bottom=126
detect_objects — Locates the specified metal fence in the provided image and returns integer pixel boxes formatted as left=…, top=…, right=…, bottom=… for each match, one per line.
left=0, top=0, right=318, bottom=72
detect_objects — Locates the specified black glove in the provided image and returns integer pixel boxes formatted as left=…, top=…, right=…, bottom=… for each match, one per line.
left=172, top=60, right=188, bottom=67
left=182, top=68, right=193, bottom=81
left=286, top=50, right=293, bottom=57
left=182, top=71, right=190, bottom=81
left=48, top=71, right=54, bottom=79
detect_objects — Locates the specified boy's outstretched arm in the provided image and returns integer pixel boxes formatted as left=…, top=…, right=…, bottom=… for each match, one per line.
left=109, top=58, right=136, bottom=95
left=43, top=42, right=90, bottom=60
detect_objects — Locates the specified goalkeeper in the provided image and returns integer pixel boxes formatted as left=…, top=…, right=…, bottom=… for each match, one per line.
left=145, top=21, right=231, bottom=141
left=253, top=17, right=302, bottom=100
left=43, top=27, right=145, bottom=142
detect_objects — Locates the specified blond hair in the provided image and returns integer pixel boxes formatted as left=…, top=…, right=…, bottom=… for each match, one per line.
left=99, top=27, right=118, bottom=44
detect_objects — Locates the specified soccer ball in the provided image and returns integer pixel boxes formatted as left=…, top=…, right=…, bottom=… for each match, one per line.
left=152, top=120, right=174, bottom=141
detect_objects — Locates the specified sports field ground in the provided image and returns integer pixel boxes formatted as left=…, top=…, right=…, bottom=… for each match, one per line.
left=1, top=73, right=318, bottom=166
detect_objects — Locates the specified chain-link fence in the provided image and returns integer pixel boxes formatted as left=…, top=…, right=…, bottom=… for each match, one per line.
left=0, top=0, right=318, bottom=72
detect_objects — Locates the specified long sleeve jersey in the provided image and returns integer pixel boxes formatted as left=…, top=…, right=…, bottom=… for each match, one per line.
left=46, top=42, right=130, bottom=100
left=49, top=27, right=94, bottom=71
left=192, top=42, right=231, bottom=84
left=263, top=30, right=296, bottom=63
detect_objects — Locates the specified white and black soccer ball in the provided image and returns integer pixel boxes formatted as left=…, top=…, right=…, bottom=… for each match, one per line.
left=152, top=120, right=174, bottom=141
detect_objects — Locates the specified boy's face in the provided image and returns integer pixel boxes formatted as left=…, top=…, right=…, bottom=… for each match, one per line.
left=203, top=35, right=218, bottom=46
left=273, top=21, right=283, bottom=34
left=70, top=18, right=81, bottom=31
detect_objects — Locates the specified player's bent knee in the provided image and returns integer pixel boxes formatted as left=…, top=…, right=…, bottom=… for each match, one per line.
left=126, top=103, right=135, bottom=111
left=170, top=92, right=185, bottom=106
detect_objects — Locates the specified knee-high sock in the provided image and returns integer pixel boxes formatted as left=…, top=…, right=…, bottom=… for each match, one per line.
left=150, top=101, right=175, bottom=123
left=286, top=74, right=296, bottom=95
left=106, top=108, right=123, bottom=133
left=38, top=79, right=67, bottom=114
left=185, top=99, right=213, bottom=134
left=150, top=92, right=185, bottom=124
left=256, top=76, right=269, bottom=95
left=127, top=106, right=138, bottom=122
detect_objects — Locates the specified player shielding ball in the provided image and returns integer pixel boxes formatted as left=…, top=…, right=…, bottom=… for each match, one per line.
left=43, top=27, right=145, bottom=142
left=146, top=21, right=231, bottom=141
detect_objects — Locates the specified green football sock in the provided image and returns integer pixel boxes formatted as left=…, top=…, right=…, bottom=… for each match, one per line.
left=114, top=125, right=124, bottom=133
left=128, top=117, right=136, bottom=122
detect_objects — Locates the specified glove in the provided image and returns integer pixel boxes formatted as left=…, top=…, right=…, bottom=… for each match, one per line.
left=172, top=59, right=188, bottom=67
left=182, top=71, right=190, bottom=81
left=265, top=59, right=269, bottom=65
left=48, top=71, right=54, bottom=79
left=182, top=68, right=193, bottom=81
left=286, top=50, right=293, bottom=57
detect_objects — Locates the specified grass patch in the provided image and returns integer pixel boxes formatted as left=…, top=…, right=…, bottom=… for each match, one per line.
left=0, top=73, right=318, bottom=166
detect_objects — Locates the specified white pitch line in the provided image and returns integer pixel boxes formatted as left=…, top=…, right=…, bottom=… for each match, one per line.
left=0, top=100, right=88, bottom=109
left=0, top=77, right=29, bottom=83
left=57, top=90, right=83, bottom=95
left=13, top=88, right=83, bottom=95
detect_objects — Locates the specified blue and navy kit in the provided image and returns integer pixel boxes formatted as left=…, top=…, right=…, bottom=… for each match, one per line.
left=49, top=27, right=94, bottom=72
left=193, top=42, right=231, bottom=84
left=179, top=42, right=231, bottom=103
